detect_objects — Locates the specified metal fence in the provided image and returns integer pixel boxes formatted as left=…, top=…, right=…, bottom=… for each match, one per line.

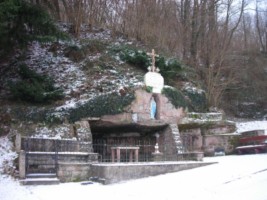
left=22, top=137, right=193, bottom=167
left=22, top=137, right=92, bottom=153
left=93, top=139, right=156, bottom=162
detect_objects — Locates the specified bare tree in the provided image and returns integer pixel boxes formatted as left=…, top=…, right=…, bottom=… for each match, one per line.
left=196, top=0, right=246, bottom=107
left=30, top=0, right=261, bottom=109
left=255, top=1, right=267, bottom=52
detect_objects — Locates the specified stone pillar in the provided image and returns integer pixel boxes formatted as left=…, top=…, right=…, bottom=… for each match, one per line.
left=15, top=134, right=21, bottom=153
left=195, top=152, right=204, bottom=161
left=74, top=120, right=93, bottom=152
left=74, top=120, right=92, bottom=141
left=152, top=152, right=164, bottom=162
left=19, top=150, right=26, bottom=179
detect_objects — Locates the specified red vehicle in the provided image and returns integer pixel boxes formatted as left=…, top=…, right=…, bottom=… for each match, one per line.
left=236, top=130, right=267, bottom=154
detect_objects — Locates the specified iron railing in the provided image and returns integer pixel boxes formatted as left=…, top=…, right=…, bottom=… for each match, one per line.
left=22, top=137, right=92, bottom=153
left=93, top=139, right=156, bottom=162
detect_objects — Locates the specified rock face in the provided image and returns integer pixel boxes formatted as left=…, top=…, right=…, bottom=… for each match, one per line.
left=100, top=89, right=185, bottom=125
left=179, top=119, right=237, bottom=155
left=74, top=120, right=92, bottom=141
left=89, top=89, right=186, bottom=162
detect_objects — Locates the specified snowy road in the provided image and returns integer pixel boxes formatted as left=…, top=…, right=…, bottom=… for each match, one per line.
left=1, top=154, right=267, bottom=200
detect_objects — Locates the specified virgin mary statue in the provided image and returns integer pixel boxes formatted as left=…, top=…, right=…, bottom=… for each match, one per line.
left=150, top=97, right=157, bottom=119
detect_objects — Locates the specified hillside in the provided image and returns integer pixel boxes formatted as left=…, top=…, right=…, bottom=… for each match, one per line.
left=0, top=24, right=203, bottom=136
left=0, top=23, right=266, bottom=137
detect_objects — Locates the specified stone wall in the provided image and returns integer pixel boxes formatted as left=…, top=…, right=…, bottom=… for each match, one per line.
left=185, top=112, right=223, bottom=122
left=130, top=90, right=184, bottom=123
left=100, top=89, right=184, bottom=124
left=180, top=129, right=237, bottom=155
left=180, top=128, right=202, bottom=151
left=203, top=125, right=236, bottom=135
left=158, top=126, right=177, bottom=161
left=90, top=89, right=186, bottom=162
left=74, top=120, right=93, bottom=141
left=25, top=152, right=98, bottom=174
left=90, top=162, right=215, bottom=184
left=204, top=134, right=237, bottom=156
left=11, top=123, right=74, bottom=139
left=57, top=163, right=91, bottom=182
left=179, top=152, right=204, bottom=161
left=179, top=120, right=237, bottom=155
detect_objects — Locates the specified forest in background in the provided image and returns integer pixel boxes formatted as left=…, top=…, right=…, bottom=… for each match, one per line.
left=0, top=0, right=266, bottom=118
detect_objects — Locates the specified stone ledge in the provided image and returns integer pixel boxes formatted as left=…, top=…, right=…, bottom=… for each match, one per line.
left=57, top=163, right=91, bottom=182
left=178, top=152, right=204, bottom=161
left=90, top=161, right=216, bottom=184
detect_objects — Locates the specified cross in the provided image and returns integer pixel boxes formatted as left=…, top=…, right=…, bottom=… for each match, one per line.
left=147, top=49, right=159, bottom=72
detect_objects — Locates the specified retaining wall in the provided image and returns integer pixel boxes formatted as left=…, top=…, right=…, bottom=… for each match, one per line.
left=22, top=151, right=98, bottom=174
left=90, top=161, right=216, bottom=184
left=57, top=163, right=91, bottom=182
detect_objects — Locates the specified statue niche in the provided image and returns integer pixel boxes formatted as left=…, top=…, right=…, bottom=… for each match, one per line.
left=150, top=95, right=160, bottom=120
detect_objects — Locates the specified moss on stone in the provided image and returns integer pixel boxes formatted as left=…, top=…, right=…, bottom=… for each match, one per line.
left=162, top=87, right=188, bottom=109
left=68, top=91, right=135, bottom=122
left=183, top=90, right=207, bottom=112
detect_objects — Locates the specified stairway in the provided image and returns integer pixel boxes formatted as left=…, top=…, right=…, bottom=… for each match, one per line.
left=20, top=173, right=60, bottom=185
left=170, top=124, right=184, bottom=154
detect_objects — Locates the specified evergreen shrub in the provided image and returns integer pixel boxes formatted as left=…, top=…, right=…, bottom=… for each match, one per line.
left=118, top=47, right=183, bottom=84
left=82, top=39, right=107, bottom=54
left=119, top=48, right=149, bottom=70
left=155, top=57, right=182, bottom=84
left=162, top=87, right=188, bottom=109
left=9, top=64, right=64, bottom=103
left=68, top=91, right=135, bottom=122
left=0, top=0, right=68, bottom=56
left=183, top=90, right=207, bottom=112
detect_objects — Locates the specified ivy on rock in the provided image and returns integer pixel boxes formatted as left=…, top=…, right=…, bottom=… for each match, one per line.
left=68, top=91, right=135, bottom=122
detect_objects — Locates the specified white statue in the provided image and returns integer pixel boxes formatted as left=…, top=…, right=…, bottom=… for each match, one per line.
left=150, top=97, right=157, bottom=119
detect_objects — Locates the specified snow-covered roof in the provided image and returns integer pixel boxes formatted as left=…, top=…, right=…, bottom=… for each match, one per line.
left=234, top=121, right=267, bottom=135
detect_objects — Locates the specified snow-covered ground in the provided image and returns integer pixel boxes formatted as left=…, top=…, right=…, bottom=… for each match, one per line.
left=1, top=134, right=267, bottom=200
left=0, top=154, right=267, bottom=200
left=1, top=120, right=267, bottom=200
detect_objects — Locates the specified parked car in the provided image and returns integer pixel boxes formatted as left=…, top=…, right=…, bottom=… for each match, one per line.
left=236, top=144, right=267, bottom=155
left=214, top=147, right=225, bottom=156
left=236, top=130, right=267, bottom=155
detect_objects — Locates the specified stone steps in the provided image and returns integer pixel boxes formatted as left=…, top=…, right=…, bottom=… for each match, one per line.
left=20, top=173, right=60, bottom=185
left=170, top=124, right=184, bottom=154
left=26, top=173, right=57, bottom=178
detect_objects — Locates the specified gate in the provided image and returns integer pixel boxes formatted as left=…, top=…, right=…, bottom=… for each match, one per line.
left=22, top=138, right=91, bottom=174
left=23, top=138, right=58, bottom=174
